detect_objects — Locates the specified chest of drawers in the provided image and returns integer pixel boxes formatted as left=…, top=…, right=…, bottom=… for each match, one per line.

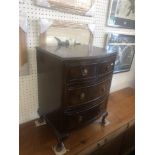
left=36, top=45, right=117, bottom=145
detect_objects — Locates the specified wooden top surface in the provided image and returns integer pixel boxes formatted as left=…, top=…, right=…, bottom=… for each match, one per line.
left=19, top=87, right=135, bottom=155
left=37, top=45, right=116, bottom=60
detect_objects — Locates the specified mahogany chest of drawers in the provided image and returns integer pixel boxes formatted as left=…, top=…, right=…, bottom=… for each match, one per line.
left=36, top=45, right=117, bottom=144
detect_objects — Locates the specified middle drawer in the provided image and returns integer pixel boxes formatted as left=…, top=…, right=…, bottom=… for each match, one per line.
left=64, top=78, right=111, bottom=107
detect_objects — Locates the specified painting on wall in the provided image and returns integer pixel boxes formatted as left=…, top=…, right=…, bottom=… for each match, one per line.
left=106, top=33, right=135, bottom=73
left=34, top=0, right=95, bottom=16
left=107, top=0, right=135, bottom=29
left=19, top=16, right=29, bottom=76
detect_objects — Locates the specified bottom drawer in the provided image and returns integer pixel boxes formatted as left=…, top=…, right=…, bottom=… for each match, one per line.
left=64, top=104, right=105, bottom=130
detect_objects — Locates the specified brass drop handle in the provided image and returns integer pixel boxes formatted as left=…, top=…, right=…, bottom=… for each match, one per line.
left=106, top=63, right=114, bottom=71
left=80, top=92, right=85, bottom=100
left=111, top=63, right=114, bottom=66
left=81, top=68, right=88, bottom=76
left=78, top=116, right=83, bottom=123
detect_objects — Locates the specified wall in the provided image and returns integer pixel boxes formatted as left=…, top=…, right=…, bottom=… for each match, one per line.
left=19, top=0, right=135, bottom=124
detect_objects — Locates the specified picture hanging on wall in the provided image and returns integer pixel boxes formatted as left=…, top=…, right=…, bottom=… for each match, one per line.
left=34, top=0, right=95, bottom=16
left=19, top=15, right=29, bottom=76
left=39, top=19, right=95, bottom=51
left=106, top=33, right=135, bottom=73
left=107, top=0, right=135, bottom=29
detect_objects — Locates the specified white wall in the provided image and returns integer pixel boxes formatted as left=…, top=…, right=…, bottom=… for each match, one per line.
left=19, top=0, right=135, bottom=124
left=111, top=57, right=135, bottom=92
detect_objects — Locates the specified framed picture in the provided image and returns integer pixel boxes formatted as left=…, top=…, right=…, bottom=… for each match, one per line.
left=107, top=0, right=135, bottom=29
left=106, top=33, right=135, bottom=73
left=34, top=0, right=95, bottom=16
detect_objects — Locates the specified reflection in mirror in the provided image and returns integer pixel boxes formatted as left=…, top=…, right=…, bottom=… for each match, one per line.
left=39, top=19, right=94, bottom=51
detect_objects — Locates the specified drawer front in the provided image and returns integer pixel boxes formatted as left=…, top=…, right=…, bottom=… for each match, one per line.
left=64, top=56, right=116, bottom=84
left=65, top=78, right=111, bottom=107
left=64, top=97, right=108, bottom=113
left=64, top=104, right=104, bottom=130
left=98, top=60, right=115, bottom=77
left=65, top=63, right=97, bottom=82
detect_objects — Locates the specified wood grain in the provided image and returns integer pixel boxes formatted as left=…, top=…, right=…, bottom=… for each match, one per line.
left=36, top=46, right=117, bottom=142
left=20, top=87, right=135, bottom=155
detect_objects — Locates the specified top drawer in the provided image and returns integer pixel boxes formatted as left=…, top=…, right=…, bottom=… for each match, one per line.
left=65, top=63, right=97, bottom=82
left=64, top=56, right=116, bottom=83
left=98, top=61, right=115, bottom=77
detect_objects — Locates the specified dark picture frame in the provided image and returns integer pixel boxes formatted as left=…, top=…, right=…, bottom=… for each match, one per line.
left=106, top=33, right=135, bottom=73
left=107, top=0, right=135, bottom=29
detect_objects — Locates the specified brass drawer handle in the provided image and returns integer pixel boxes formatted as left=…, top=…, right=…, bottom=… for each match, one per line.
left=78, top=116, right=83, bottom=122
left=81, top=68, right=88, bottom=76
left=80, top=92, right=85, bottom=100
left=106, top=63, right=114, bottom=71
left=111, top=63, right=114, bottom=66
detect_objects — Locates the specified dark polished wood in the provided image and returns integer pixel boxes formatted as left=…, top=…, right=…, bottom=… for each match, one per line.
left=20, top=88, right=135, bottom=155
left=36, top=45, right=117, bottom=143
left=65, top=78, right=111, bottom=107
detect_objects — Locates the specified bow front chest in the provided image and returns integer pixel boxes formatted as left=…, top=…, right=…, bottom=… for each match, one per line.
left=36, top=45, right=117, bottom=144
